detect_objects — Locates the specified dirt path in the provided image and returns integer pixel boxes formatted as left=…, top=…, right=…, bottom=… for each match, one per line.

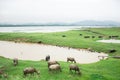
left=0, top=41, right=108, bottom=64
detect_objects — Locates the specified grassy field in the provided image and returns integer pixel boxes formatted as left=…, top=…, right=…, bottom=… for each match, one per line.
left=0, top=56, right=120, bottom=80
left=0, top=27, right=120, bottom=80
left=0, top=27, right=120, bottom=56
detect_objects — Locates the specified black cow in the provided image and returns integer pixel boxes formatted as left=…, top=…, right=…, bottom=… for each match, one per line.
left=79, top=34, right=82, bottom=36
left=45, top=55, right=50, bottom=61
left=84, top=36, right=90, bottom=38
left=109, top=49, right=116, bottom=53
left=98, top=36, right=103, bottom=38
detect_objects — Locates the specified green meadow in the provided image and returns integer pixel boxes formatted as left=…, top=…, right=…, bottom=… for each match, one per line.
left=0, top=27, right=120, bottom=55
left=0, top=27, right=120, bottom=80
left=0, top=56, right=120, bottom=80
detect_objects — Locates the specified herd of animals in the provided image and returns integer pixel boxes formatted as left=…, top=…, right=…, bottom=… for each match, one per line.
left=62, top=33, right=119, bottom=39
left=0, top=55, right=81, bottom=78
left=83, top=35, right=119, bottom=39
left=1, top=54, right=119, bottom=78
left=0, top=48, right=120, bottom=78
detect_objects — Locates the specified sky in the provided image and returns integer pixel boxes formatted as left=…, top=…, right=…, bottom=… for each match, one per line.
left=0, top=0, right=120, bottom=23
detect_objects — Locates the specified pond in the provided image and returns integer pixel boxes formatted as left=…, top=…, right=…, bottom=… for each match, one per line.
left=97, top=39, right=120, bottom=43
left=0, top=41, right=108, bottom=64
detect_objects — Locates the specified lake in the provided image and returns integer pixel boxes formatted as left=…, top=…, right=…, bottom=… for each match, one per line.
left=0, top=26, right=108, bottom=33
left=0, top=26, right=84, bottom=33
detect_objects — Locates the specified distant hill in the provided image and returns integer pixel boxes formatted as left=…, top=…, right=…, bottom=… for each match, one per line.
left=0, top=20, right=120, bottom=26
left=71, top=20, right=120, bottom=26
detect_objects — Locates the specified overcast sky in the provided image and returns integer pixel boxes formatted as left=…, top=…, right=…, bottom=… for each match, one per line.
left=0, top=0, right=120, bottom=23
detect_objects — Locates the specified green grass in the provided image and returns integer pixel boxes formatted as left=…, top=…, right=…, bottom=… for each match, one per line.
left=0, top=56, right=120, bottom=80
left=0, top=27, right=120, bottom=56
left=0, top=27, right=120, bottom=80
left=88, top=27, right=120, bottom=36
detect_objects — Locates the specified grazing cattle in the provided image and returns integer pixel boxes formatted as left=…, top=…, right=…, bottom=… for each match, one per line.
left=38, top=41, right=42, bottom=44
left=112, top=56, right=120, bottom=59
left=87, top=48, right=94, bottom=52
left=79, top=34, right=82, bottom=36
left=109, top=36, right=112, bottom=38
left=98, top=36, right=103, bottom=38
left=69, top=64, right=81, bottom=75
left=109, top=49, right=116, bottom=53
left=62, top=35, right=66, bottom=37
left=67, top=57, right=76, bottom=63
left=13, top=58, right=18, bottom=66
left=49, top=64, right=62, bottom=72
left=84, top=36, right=90, bottom=38
left=48, top=61, right=59, bottom=67
left=109, top=36, right=119, bottom=39
left=92, top=36, right=95, bottom=38
left=0, top=70, right=3, bottom=77
left=23, top=67, right=39, bottom=76
left=45, top=55, right=50, bottom=61
left=98, top=56, right=108, bottom=60
left=0, top=70, right=7, bottom=78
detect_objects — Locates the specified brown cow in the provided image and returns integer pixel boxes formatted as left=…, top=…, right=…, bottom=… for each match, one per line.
left=48, top=61, right=59, bottom=67
left=69, top=64, right=81, bottom=75
left=23, top=67, right=39, bottom=76
left=67, top=57, right=76, bottom=63
left=49, top=64, right=62, bottom=72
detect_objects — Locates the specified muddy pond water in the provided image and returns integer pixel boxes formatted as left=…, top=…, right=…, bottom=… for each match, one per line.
left=0, top=41, right=108, bottom=64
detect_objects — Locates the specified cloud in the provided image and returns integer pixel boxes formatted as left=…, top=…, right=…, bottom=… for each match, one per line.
left=0, top=0, right=120, bottom=23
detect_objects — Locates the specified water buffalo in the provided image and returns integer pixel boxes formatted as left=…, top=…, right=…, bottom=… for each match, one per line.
left=79, top=34, right=82, bottom=36
left=69, top=64, right=81, bottom=75
left=67, top=57, right=76, bottom=63
left=0, top=70, right=3, bottom=77
left=48, top=61, right=59, bottom=67
left=13, top=58, right=18, bottom=66
left=109, top=36, right=119, bottom=39
left=84, top=36, right=90, bottom=38
left=45, top=55, right=50, bottom=61
left=62, top=35, right=66, bottom=37
left=49, top=64, right=62, bottom=72
left=98, top=56, right=108, bottom=60
left=112, top=56, right=120, bottom=59
left=109, top=49, right=116, bottom=53
left=38, top=41, right=42, bottom=44
left=23, top=67, right=39, bottom=76
left=0, top=70, right=7, bottom=78
left=98, top=36, right=103, bottom=38
left=92, top=36, right=95, bottom=38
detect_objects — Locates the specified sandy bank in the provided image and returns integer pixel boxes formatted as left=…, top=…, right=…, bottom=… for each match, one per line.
left=0, top=41, right=108, bottom=64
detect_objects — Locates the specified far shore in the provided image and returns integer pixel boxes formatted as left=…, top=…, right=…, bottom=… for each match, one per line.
left=0, top=41, right=108, bottom=64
